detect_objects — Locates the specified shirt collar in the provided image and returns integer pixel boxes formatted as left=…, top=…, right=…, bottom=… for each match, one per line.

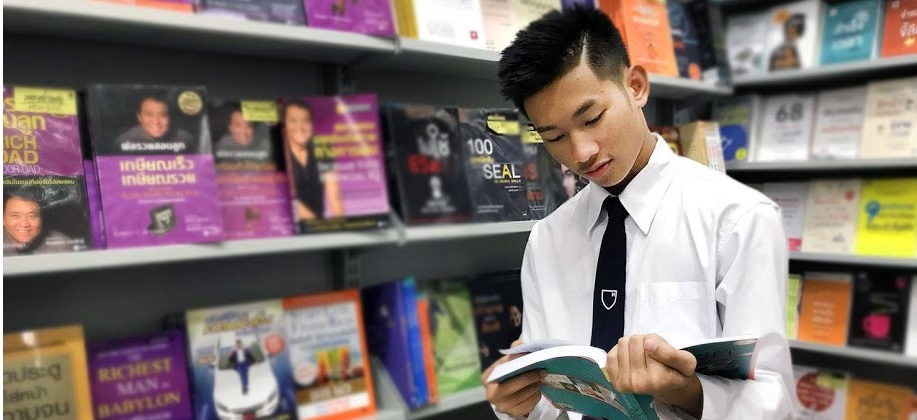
left=584, top=133, right=677, bottom=236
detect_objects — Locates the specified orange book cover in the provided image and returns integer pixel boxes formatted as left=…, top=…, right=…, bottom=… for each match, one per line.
left=417, top=297, right=440, bottom=404
left=846, top=378, right=911, bottom=420
left=600, top=0, right=679, bottom=76
left=3, top=325, right=94, bottom=419
left=92, top=0, right=194, bottom=12
left=797, top=272, right=853, bottom=346
left=881, top=0, right=917, bottom=57
left=283, top=289, right=377, bottom=420
left=902, top=393, right=917, bottom=420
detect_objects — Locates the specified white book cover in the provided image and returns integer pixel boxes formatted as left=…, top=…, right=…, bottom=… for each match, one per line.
left=756, top=93, right=817, bottom=162
left=414, top=0, right=487, bottom=49
left=859, top=76, right=917, bottom=158
left=764, top=0, right=823, bottom=71
left=763, top=182, right=808, bottom=252
left=509, top=0, right=559, bottom=32
left=726, top=11, right=769, bottom=77
left=801, top=179, right=862, bottom=254
left=481, top=0, right=517, bottom=52
left=907, top=275, right=917, bottom=357
left=792, top=366, right=849, bottom=420
left=811, top=86, right=867, bottom=160
left=704, top=121, right=726, bottom=172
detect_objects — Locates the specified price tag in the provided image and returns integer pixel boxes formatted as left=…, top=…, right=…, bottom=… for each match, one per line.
left=13, top=88, right=77, bottom=115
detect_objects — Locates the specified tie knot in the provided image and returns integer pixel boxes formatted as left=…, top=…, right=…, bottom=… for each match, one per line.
left=603, top=196, right=627, bottom=222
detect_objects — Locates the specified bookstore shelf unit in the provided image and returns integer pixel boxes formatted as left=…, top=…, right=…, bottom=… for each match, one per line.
left=409, top=387, right=488, bottom=420
left=789, top=341, right=917, bottom=369
left=788, top=252, right=917, bottom=269
left=732, top=54, right=917, bottom=89
left=725, top=158, right=917, bottom=173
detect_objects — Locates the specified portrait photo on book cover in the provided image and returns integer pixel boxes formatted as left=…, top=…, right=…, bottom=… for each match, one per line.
left=3, top=181, right=91, bottom=256
left=209, top=101, right=279, bottom=166
left=89, top=86, right=212, bottom=156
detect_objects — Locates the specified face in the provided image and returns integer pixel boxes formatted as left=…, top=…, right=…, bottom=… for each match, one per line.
left=525, top=59, right=653, bottom=190
left=236, top=340, right=243, bottom=349
left=3, top=196, right=42, bottom=245
left=509, top=305, right=522, bottom=327
left=284, top=105, right=313, bottom=147
left=228, top=111, right=254, bottom=146
left=138, top=98, right=170, bottom=139
left=560, top=164, right=576, bottom=198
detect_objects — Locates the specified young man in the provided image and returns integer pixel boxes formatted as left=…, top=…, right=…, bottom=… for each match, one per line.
left=483, top=7, right=793, bottom=419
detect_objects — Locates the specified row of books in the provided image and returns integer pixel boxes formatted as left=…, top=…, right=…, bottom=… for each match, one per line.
left=786, top=271, right=917, bottom=355
left=751, top=178, right=917, bottom=258
left=712, top=76, right=917, bottom=162
left=3, top=270, right=523, bottom=420
left=791, top=365, right=917, bottom=419
left=726, top=0, right=917, bottom=77
left=3, top=85, right=572, bottom=255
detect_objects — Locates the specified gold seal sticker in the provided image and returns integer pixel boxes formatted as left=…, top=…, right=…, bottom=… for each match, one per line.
left=177, top=91, right=203, bottom=115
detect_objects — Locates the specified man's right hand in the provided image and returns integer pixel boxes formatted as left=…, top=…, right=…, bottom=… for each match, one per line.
left=481, top=340, right=547, bottom=418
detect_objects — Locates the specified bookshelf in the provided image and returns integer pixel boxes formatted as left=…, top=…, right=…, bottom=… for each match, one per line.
left=733, top=55, right=917, bottom=89
left=789, top=340, right=917, bottom=369
left=725, top=158, right=917, bottom=173
left=409, top=387, right=487, bottom=420
left=788, top=252, right=917, bottom=269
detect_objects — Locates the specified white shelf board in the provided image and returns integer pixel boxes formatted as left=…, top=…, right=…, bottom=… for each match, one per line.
left=3, top=229, right=400, bottom=276
left=402, top=220, right=536, bottom=243
left=726, top=158, right=917, bottom=172
left=3, top=0, right=395, bottom=63
left=647, top=75, right=733, bottom=99
left=790, top=252, right=917, bottom=269
left=409, top=386, right=487, bottom=419
left=789, top=340, right=917, bottom=368
left=733, top=55, right=917, bottom=88
left=358, top=409, right=406, bottom=420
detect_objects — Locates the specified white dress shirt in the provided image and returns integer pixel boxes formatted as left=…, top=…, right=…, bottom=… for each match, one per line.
left=494, top=135, right=794, bottom=420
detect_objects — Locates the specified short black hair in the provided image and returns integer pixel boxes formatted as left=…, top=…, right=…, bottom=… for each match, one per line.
left=137, top=96, right=169, bottom=114
left=498, top=6, right=631, bottom=115
left=784, top=13, right=805, bottom=35
left=3, top=185, right=45, bottom=209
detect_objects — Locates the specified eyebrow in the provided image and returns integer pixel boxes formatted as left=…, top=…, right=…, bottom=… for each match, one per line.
left=534, top=99, right=597, bottom=133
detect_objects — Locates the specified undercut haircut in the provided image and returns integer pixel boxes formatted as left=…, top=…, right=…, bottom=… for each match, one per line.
left=498, top=6, right=631, bottom=116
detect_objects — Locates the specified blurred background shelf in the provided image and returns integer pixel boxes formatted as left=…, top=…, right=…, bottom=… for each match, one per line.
left=409, top=387, right=487, bottom=420
left=361, top=409, right=409, bottom=420
left=789, top=252, right=917, bottom=269
left=789, top=340, right=917, bottom=368
left=401, top=221, right=537, bottom=243
left=732, top=55, right=917, bottom=89
left=725, top=158, right=917, bottom=173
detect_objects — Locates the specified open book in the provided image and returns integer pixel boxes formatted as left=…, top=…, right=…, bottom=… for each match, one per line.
left=486, top=335, right=764, bottom=420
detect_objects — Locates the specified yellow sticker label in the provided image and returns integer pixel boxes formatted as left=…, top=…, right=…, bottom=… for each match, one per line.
left=815, top=373, right=846, bottom=389
left=486, top=119, right=520, bottom=136
left=522, top=127, right=544, bottom=144
left=241, top=101, right=279, bottom=123
left=735, top=147, right=748, bottom=161
left=13, top=88, right=77, bottom=115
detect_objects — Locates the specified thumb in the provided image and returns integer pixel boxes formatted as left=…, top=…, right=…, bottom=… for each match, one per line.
left=645, top=336, right=696, bottom=377
left=511, top=340, right=524, bottom=348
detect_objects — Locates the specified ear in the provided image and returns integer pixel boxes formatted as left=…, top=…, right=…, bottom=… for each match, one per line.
left=624, top=65, right=651, bottom=109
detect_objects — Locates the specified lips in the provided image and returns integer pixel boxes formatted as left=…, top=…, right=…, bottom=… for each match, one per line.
left=583, top=160, right=611, bottom=178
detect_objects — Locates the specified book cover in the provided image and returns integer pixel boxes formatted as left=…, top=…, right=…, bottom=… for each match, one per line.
left=416, top=296, right=440, bottom=404
left=756, top=93, right=816, bottom=162
left=907, top=276, right=917, bottom=356
left=194, top=0, right=306, bottom=24
left=185, top=299, right=297, bottom=419
left=765, top=0, right=823, bottom=71
left=456, top=108, right=529, bottom=222
left=845, top=378, right=911, bottom=419
left=880, top=0, right=917, bottom=57
left=303, top=0, right=396, bottom=36
left=92, top=0, right=193, bottom=11
left=667, top=0, right=703, bottom=80
left=83, top=160, right=106, bottom=249
left=510, top=0, right=560, bottom=32
left=688, top=0, right=730, bottom=84
left=400, top=277, right=429, bottom=408
left=904, top=394, right=917, bottom=420
left=725, top=11, right=769, bottom=77
left=792, top=366, right=849, bottom=420
left=383, top=104, right=472, bottom=225
left=209, top=100, right=294, bottom=240
left=601, top=0, right=679, bottom=77
left=3, top=325, right=94, bottom=419
left=820, top=0, right=883, bottom=65
left=650, top=125, right=682, bottom=156
left=811, top=86, right=867, bottom=160
left=412, top=0, right=486, bottom=48
left=859, top=76, right=917, bottom=158
left=280, top=95, right=390, bottom=234
left=855, top=178, right=917, bottom=257
left=88, top=330, right=192, bottom=420
left=712, top=95, right=760, bottom=162
left=361, top=278, right=427, bottom=409
left=85, top=85, right=223, bottom=248
left=798, top=272, right=854, bottom=346
left=421, top=278, right=483, bottom=396
left=468, top=271, right=524, bottom=369
left=481, top=0, right=517, bottom=52
left=763, top=182, right=808, bottom=251
left=801, top=179, right=862, bottom=254
left=678, top=121, right=725, bottom=172
left=562, top=0, right=595, bottom=8
left=522, top=117, right=571, bottom=219
left=788, top=274, right=803, bottom=339
left=3, top=86, right=93, bottom=256
left=848, top=272, right=912, bottom=352
left=282, top=289, right=377, bottom=420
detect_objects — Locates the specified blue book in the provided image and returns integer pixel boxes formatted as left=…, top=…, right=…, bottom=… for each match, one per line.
left=400, top=277, right=429, bottom=408
left=820, top=0, right=883, bottom=65
left=561, top=0, right=594, bottom=9
left=713, top=95, right=761, bottom=162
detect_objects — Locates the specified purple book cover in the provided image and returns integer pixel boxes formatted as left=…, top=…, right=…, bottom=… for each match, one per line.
left=83, top=160, right=107, bottom=249
left=3, top=86, right=92, bottom=256
left=280, top=94, right=390, bottom=234
left=195, top=0, right=306, bottom=25
left=303, top=0, right=395, bottom=36
left=209, top=100, right=294, bottom=240
left=86, top=85, right=224, bottom=248
left=87, top=330, right=193, bottom=420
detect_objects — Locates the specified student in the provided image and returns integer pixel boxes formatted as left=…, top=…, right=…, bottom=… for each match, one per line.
left=114, top=96, right=195, bottom=153
left=483, top=7, right=793, bottom=419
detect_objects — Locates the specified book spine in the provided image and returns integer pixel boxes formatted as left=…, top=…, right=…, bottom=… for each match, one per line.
left=401, top=278, right=429, bottom=408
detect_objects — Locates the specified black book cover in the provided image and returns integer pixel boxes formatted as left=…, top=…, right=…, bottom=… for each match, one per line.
left=456, top=108, right=528, bottom=222
left=667, top=0, right=704, bottom=80
left=468, top=270, right=524, bottom=369
left=383, top=104, right=472, bottom=225
left=687, top=0, right=731, bottom=84
left=521, top=116, right=572, bottom=219
left=847, top=272, right=912, bottom=353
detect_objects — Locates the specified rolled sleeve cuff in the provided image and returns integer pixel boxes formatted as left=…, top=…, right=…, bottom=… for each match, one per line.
left=697, top=373, right=730, bottom=419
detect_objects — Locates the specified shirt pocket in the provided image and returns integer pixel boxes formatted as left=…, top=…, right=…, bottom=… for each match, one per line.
left=636, top=282, right=713, bottom=347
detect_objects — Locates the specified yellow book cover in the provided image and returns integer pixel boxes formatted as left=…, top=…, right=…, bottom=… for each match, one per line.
left=845, top=378, right=911, bottom=420
left=855, top=178, right=917, bottom=258
left=3, top=325, right=94, bottom=419
left=787, top=274, right=802, bottom=339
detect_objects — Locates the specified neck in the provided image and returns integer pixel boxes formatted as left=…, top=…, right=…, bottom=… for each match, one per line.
left=291, top=143, right=308, bottom=165
left=605, top=131, right=656, bottom=196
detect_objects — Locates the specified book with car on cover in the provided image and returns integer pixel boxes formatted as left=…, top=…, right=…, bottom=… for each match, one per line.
left=486, top=335, right=765, bottom=420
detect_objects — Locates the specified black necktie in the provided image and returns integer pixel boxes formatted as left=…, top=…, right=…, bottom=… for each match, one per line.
left=590, top=196, right=628, bottom=352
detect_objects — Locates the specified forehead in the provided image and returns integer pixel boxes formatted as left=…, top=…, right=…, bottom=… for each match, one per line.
left=5, top=196, right=40, bottom=210
left=523, top=61, right=620, bottom=123
left=286, top=105, right=310, bottom=118
left=140, top=99, right=167, bottom=112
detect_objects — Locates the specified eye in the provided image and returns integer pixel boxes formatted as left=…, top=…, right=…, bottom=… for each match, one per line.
left=544, top=134, right=565, bottom=143
left=585, top=111, right=605, bottom=127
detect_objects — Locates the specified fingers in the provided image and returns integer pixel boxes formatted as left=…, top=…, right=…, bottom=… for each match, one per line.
left=506, top=386, right=543, bottom=417
left=504, top=377, right=543, bottom=408
left=500, top=370, right=546, bottom=395
left=486, top=370, right=545, bottom=418
left=480, top=355, right=508, bottom=383
left=511, top=340, right=523, bottom=348
left=644, top=334, right=696, bottom=377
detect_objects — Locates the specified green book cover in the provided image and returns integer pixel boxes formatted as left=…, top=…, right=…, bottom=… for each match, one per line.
left=423, top=278, right=482, bottom=395
left=787, top=274, right=803, bottom=339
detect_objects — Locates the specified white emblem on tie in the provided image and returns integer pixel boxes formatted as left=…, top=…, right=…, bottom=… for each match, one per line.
left=601, top=289, right=617, bottom=310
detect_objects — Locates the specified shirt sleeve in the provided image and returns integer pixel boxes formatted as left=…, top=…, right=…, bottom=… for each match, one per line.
left=694, top=203, right=794, bottom=420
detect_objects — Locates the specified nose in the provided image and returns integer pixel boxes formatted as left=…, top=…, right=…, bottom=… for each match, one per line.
left=569, top=131, right=600, bottom=167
